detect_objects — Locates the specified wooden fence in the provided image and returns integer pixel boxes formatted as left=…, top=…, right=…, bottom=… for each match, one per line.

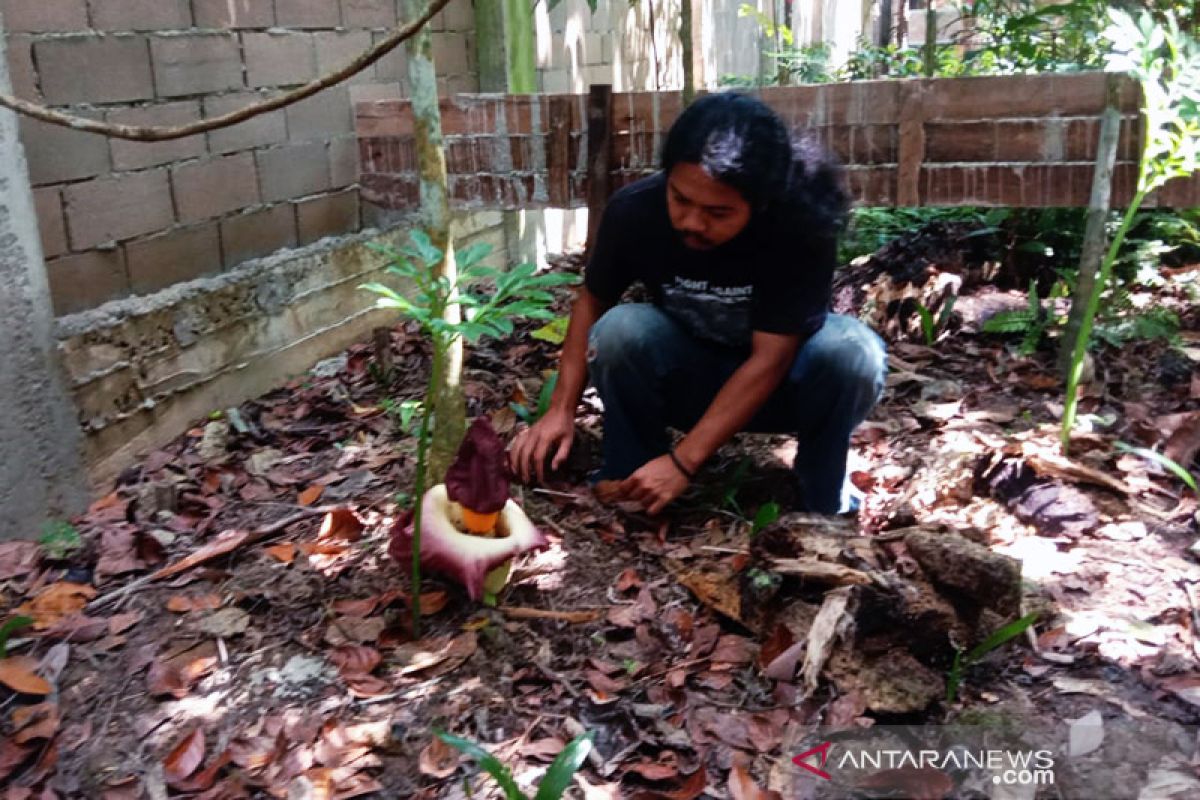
left=355, top=72, right=1200, bottom=217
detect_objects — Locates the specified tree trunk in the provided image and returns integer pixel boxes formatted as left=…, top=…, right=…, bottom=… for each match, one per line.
left=404, top=0, right=465, bottom=483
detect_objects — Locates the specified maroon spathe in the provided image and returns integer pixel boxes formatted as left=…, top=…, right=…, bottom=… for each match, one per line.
left=444, top=416, right=510, bottom=514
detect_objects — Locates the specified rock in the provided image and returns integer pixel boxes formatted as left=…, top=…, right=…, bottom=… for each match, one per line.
left=197, top=420, right=230, bottom=461
left=245, top=448, right=284, bottom=477
left=311, top=354, right=348, bottom=379
left=196, top=607, right=250, bottom=638
left=134, top=481, right=178, bottom=521
left=904, top=529, right=1021, bottom=617
left=1012, top=481, right=1099, bottom=537
left=826, top=646, right=945, bottom=713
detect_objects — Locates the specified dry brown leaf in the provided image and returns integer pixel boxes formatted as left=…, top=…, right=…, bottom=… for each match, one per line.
left=42, top=613, right=108, bottom=642
left=147, top=652, right=218, bottom=699
left=12, top=703, right=59, bottom=744
left=324, top=617, right=386, bottom=647
left=298, top=485, right=325, bottom=507
left=173, top=749, right=232, bottom=793
left=342, top=674, right=391, bottom=698
left=670, top=563, right=742, bottom=623
left=164, top=729, right=206, bottom=785
left=615, top=568, right=642, bottom=593
left=630, top=768, right=708, bottom=800
left=393, top=632, right=477, bottom=677
left=0, top=541, right=41, bottom=581
left=0, top=738, right=33, bottom=783
left=414, top=590, right=449, bottom=616
left=167, top=594, right=223, bottom=613
left=328, top=646, right=382, bottom=676
left=728, top=764, right=782, bottom=800
left=519, top=737, right=566, bottom=761
left=15, top=582, right=97, bottom=630
left=0, top=657, right=52, bottom=695
left=710, top=635, right=756, bottom=665
left=627, top=761, right=679, bottom=781
left=586, top=670, right=627, bottom=695
left=264, top=544, right=296, bottom=564
left=758, top=624, right=794, bottom=671
left=95, top=528, right=145, bottom=580
left=418, top=735, right=459, bottom=779
left=151, top=529, right=250, bottom=581
left=108, top=612, right=142, bottom=636
left=318, top=509, right=364, bottom=542
left=332, top=773, right=384, bottom=799
left=1165, top=411, right=1200, bottom=470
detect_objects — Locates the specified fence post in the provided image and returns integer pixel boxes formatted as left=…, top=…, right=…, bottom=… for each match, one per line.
left=897, top=82, right=927, bottom=207
left=546, top=96, right=572, bottom=207
left=585, top=84, right=613, bottom=259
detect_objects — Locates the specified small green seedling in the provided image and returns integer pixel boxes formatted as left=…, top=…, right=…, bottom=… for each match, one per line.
left=436, top=729, right=595, bottom=800
left=0, top=616, right=34, bottom=658
left=749, top=502, right=781, bottom=537
left=1115, top=441, right=1198, bottom=495
left=381, top=397, right=424, bottom=436
left=511, top=372, right=559, bottom=426
left=946, top=612, right=1038, bottom=703
left=916, top=295, right=958, bottom=346
left=39, top=520, right=82, bottom=561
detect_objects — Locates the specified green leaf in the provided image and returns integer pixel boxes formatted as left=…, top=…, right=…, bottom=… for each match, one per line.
left=0, top=616, right=34, bottom=658
left=1114, top=442, right=1198, bottom=494
left=750, top=501, right=781, bottom=537
left=408, top=229, right=443, bottom=266
left=457, top=241, right=494, bottom=270
left=963, top=612, right=1039, bottom=664
left=437, top=731, right=527, bottom=800
left=916, top=303, right=936, bottom=346
left=533, top=731, right=594, bottom=800
left=982, top=310, right=1036, bottom=335
left=536, top=372, right=559, bottom=419
left=532, top=317, right=570, bottom=345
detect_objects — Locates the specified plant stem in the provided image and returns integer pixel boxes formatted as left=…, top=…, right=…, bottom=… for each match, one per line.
left=409, top=343, right=442, bottom=638
left=1061, top=189, right=1148, bottom=452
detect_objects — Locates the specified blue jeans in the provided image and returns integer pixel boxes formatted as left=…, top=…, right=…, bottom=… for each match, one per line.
left=587, top=304, right=887, bottom=514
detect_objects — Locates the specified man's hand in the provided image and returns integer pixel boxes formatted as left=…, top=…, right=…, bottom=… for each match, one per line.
left=508, top=409, right=575, bottom=484
left=618, top=454, right=690, bottom=515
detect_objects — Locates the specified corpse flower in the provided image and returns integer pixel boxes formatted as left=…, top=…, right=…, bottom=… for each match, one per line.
left=390, top=418, right=548, bottom=602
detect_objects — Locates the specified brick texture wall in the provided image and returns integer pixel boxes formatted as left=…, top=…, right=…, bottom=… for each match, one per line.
left=3, top=0, right=478, bottom=316
left=357, top=73, right=1200, bottom=214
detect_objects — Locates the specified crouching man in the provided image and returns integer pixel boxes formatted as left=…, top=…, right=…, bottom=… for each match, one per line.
left=509, top=92, right=886, bottom=515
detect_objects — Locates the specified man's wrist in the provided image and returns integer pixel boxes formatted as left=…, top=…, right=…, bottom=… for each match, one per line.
left=671, top=443, right=706, bottom=476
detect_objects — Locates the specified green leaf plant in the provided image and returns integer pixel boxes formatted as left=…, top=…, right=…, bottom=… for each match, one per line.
left=1061, top=9, right=1200, bottom=454
left=436, top=729, right=595, bottom=800
left=946, top=612, right=1039, bottom=704
left=362, top=231, right=577, bottom=634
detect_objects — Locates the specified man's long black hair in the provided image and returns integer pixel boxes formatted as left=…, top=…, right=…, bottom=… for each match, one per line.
left=660, top=91, right=849, bottom=234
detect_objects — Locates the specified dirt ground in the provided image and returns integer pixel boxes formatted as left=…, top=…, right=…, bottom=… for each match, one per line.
left=2, top=251, right=1199, bottom=800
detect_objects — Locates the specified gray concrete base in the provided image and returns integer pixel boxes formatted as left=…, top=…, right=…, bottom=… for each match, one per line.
left=0, top=33, right=89, bottom=541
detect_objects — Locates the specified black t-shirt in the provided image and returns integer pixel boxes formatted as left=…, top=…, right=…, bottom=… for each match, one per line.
left=584, top=172, right=836, bottom=350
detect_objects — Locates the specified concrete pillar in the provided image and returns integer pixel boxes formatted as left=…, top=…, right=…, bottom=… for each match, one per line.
left=0, top=17, right=89, bottom=540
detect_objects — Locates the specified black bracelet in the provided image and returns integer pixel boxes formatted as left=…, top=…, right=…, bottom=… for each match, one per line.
left=668, top=449, right=695, bottom=480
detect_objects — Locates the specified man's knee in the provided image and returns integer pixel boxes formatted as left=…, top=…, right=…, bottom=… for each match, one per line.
left=797, top=315, right=887, bottom=397
left=587, top=303, right=671, bottom=369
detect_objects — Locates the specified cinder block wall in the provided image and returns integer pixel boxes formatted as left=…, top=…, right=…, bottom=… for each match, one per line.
left=535, top=0, right=683, bottom=93
left=2, top=0, right=478, bottom=317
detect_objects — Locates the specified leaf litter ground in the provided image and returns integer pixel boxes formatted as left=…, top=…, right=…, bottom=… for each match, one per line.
left=2, top=253, right=1200, bottom=799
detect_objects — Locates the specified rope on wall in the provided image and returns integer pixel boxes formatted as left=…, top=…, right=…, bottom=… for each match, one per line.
left=0, top=0, right=454, bottom=142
